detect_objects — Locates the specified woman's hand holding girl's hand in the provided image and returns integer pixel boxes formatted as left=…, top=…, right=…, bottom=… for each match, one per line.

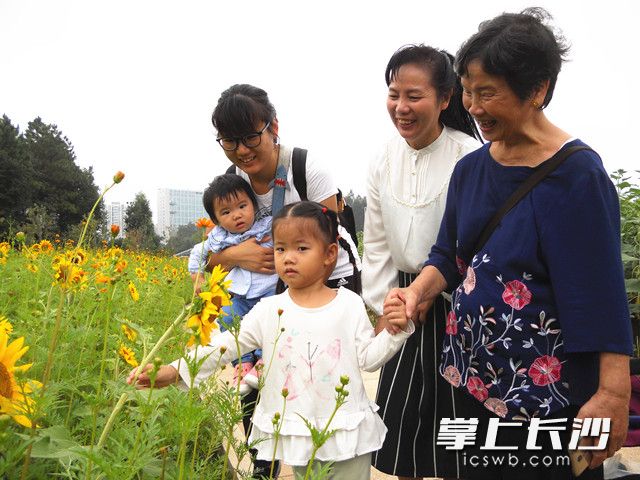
left=127, top=364, right=179, bottom=390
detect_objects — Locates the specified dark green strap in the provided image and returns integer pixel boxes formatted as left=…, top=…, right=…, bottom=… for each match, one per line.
left=471, top=145, right=593, bottom=255
left=291, top=147, right=307, bottom=201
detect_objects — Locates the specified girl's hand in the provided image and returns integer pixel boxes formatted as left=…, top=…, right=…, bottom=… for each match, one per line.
left=127, top=364, right=179, bottom=389
left=384, top=297, right=409, bottom=334
left=382, top=289, right=408, bottom=334
left=216, top=237, right=274, bottom=274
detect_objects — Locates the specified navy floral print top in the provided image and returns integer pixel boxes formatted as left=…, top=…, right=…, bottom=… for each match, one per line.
left=426, top=140, right=632, bottom=421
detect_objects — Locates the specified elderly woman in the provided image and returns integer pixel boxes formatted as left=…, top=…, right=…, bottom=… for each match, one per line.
left=383, top=9, right=632, bottom=479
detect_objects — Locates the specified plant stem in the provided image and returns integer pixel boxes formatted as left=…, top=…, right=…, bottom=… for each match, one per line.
left=269, top=396, right=287, bottom=479
left=77, top=182, right=115, bottom=250
left=303, top=398, right=345, bottom=480
left=96, top=307, right=187, bottom=449
left=41, top=290, right=66, bottom=390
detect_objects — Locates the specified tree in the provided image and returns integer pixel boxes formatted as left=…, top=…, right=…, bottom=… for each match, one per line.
left=344, top=190, right=366, bottom=233
left=124, top=192, right=160, bottom=250
left=24, top=117, right=103, bottom=234
left=164, top=223, right=201, bottom=254
left=0, top=115, right=34, bottom=234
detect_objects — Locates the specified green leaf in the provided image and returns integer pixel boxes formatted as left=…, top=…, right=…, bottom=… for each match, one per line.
left=27, top=426, right=85, bottom=460
left=626, top=278, right=640, bottom=293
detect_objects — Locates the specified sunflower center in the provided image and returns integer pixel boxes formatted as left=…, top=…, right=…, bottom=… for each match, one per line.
left=0, top=362, right=13, bottom=398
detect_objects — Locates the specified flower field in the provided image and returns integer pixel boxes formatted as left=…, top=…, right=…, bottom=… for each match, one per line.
left=0, top=232, right=252, bottom=479
left=0, top=174, right=276, bottom=479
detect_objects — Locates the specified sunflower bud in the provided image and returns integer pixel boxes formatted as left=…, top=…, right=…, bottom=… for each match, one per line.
left=340, top=375, right=350, bottom=386
left=113, top=171, right=125, bottom=184
left=281, top=387, right=289, bottom=398
left=110, top=224, right=121, bottom=237
left=15, top=231, right=25, bottom=243
left=277, top=309, right=284, bottom=316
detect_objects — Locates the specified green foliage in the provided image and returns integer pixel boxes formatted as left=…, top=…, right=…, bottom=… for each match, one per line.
left=0, top=114, right=104, bottom=239
left=124, top=193, right=161, bottom=251
left=0, top=115, right=33, bottom=227
left=343, top=190, right=366, bottom=233
left=612, top=170, right=640, bottom=316
left=25, top=117, right=103, bottom=234
left=165, top=223, right=201, bottom=254
left=611, top=170, right=640, bottom=357
left=0, top=245, right=234, bottom=479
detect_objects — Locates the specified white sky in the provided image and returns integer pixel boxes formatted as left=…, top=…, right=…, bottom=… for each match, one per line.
left=1, top=0, right=638, bottom=222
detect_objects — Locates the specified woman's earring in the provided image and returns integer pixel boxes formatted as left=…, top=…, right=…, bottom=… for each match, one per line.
left=273, top=134, right=280, bottom=146
left=531, top=100, right=541, bottom=109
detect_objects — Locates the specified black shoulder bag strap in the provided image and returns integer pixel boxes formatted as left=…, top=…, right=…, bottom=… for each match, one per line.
left=471, top=145, right=593, bottom=255
left=291, top=147, right=308, bottom=201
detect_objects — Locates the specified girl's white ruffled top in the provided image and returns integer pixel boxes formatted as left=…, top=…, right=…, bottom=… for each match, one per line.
left=171, top=287, right=414, bottom=466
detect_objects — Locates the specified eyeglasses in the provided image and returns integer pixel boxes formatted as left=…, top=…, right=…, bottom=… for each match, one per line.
left=216, top=121, right=272, bottom=151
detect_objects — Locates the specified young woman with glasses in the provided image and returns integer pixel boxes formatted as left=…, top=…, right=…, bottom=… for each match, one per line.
left=210, top=84, right=360, bottom=293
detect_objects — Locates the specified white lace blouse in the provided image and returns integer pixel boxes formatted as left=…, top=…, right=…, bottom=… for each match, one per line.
left=362, top=126, right=480, bottom=315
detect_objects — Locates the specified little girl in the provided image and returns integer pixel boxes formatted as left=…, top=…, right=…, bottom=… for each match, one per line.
left=129, top=201, right=413, bottom=479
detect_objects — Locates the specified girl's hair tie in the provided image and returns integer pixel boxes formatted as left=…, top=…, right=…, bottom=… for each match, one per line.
left=321, top=207, right=327, bottom=213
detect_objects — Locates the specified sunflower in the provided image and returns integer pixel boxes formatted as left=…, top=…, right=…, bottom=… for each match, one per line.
left=121, top=323, right=137, bottom=342
left=38, top=240, right=53, bottom=253
left=186, top=309, right=219, bottom=347
left=135, top=267, right=148, bottom=282
left=0, top=242, right=10, bottom=264
left=0, top=331, right=40, bottom=427
left=0, top=317, right=12, bottom=335
left=118, top=344, right=138, bottom=367
left=52, top=254, right=87, bottom=290
left=186, top=292, right=224, bottom=347
left=127, top=281, right=140, bottom=302
left=27, top=264, right=38, bottom=273
left=208, top=265, right=232, bottom=302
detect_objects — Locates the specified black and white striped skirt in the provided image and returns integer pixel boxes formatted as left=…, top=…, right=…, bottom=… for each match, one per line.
left=372, top=272, right=460, bottom=478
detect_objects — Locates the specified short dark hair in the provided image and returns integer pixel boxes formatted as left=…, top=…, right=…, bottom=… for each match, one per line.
left=386, top=44, right=480, bottom=140
left=202, top=174, right=258, bottom=223
left=211, top=84, right=276, bottom=138
left=455, top=7, right=569, bottom=108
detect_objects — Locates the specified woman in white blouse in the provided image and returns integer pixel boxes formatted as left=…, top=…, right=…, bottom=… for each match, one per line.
left=363, top=45, right=481, bottom=480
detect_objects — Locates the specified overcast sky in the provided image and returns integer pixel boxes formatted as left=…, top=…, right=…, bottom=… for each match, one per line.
left=1, top=0, right=637, bottom=221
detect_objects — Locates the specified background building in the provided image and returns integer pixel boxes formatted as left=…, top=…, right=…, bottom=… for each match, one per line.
left=156, top=188, right=207, bottom=239
left=106, top=201, right=125, bottom=238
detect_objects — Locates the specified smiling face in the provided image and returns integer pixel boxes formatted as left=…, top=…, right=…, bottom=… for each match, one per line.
left=273, top=218, right=337, bottom=290
left=220, top=119, right=279, bottom=179
left=461, top=60, right=542, bottom=143
left=386, top=63, right=450, bottom=150
left=212, top=190, right=255, bottom=234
